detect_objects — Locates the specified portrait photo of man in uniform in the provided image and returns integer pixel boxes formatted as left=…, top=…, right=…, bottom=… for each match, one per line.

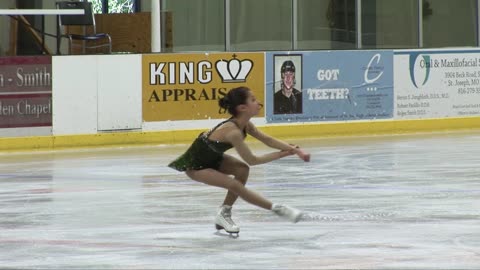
left=273, top=57, right=303, bottom=115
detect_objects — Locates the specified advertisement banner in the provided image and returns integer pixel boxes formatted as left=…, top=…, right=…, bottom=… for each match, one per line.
left=394, top=49, right=480, bottom=119
left=266, top=51, right=393, bottom=123
left=0, top=57, right=52, bottom=128
left=142, top=53, right=265, bottom=121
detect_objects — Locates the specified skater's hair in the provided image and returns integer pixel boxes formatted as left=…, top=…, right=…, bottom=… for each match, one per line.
left=218, top=86, right=250, bottom=116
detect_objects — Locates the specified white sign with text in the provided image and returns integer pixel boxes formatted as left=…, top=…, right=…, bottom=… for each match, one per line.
left=394, top=50, right=480, bottom=119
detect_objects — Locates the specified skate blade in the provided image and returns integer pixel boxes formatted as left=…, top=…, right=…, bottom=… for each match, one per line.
left=215, top=224, right=240, bottom=236
left=214, top=230, right=239, bottom=238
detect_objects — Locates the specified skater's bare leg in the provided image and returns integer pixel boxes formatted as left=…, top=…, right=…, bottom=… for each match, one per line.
left=218, top=155, right=249, bottom=206
left=186, top=169, right=272, bottom=210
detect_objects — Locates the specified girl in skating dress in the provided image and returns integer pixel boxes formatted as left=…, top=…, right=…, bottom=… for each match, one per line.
left=169, top=86, right=310, bottom=234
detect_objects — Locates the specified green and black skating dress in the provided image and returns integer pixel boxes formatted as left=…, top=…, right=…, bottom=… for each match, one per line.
left=168, top=118, right=246, bottom=171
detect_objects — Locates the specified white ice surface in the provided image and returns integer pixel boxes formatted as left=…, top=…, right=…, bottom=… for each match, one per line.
left=1, top=132, right=480, bottom=269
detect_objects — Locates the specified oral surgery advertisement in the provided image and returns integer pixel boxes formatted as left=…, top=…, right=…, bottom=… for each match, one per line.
left=265, top=51, right=394, bottom=123
left=142, top=53, right=265, bottom=121
left=394, top=49, right=480, bottom=119
left=0, top=56, right=52, bottom=128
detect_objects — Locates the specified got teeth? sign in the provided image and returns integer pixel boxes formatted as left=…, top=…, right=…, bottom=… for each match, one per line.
left=265, top=51, right=394, bottom=123
left=142, top=53, right=264, bottom=121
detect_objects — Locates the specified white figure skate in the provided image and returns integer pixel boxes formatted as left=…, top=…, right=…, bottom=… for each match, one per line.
left=271, top=204, right=303, bottom=223
left=215, top=205, right=240, bottom=236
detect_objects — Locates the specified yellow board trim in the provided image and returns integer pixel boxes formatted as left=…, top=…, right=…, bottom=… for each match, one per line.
left=2, top=117, right=480, bottom=152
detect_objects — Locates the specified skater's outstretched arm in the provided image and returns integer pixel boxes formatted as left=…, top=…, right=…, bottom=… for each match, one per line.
left=246, top=121, right=311, bottom=162
left=225, top=128, right=294, bottom=166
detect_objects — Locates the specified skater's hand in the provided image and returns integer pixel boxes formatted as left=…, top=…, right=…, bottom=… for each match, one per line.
left=287, top=144, right=310, bottom=162
left=295, top=148, right=311, bottom=162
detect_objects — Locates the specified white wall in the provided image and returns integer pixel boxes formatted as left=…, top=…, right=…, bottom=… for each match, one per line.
left=0, top=127, right=51, bottom=137
left=53, top=54, right=142, bottom=136
left=97, top=54, right=142, bottom=131
left=53, top=55, right=98, bottom=135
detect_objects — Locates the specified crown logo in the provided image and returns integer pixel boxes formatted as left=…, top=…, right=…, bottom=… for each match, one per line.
left=215, top=55, right=253, bottom=83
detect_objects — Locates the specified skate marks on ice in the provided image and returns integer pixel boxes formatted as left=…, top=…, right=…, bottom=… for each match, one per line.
left=300, top=210, right=396, bottom=223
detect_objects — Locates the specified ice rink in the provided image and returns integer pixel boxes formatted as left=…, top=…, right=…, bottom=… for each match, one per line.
left=1, top=131, right=479, bottom=269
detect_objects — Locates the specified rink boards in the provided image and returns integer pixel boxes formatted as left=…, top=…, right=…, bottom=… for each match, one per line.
left=2, top=117, right=480, bottom=151
left=2, top=49, right=480, bottom=151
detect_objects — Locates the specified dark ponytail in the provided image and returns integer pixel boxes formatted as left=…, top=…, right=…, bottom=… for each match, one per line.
left=218, top=95, right=231, bottom=111
left=218, top=86, right=250, bottom=116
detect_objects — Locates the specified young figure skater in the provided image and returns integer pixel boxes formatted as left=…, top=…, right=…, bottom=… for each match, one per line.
left=168, top=86, right=310, bottom=235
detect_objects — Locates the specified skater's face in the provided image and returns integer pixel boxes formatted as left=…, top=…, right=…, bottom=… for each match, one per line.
left=242, top=91, right=262, bottom=116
